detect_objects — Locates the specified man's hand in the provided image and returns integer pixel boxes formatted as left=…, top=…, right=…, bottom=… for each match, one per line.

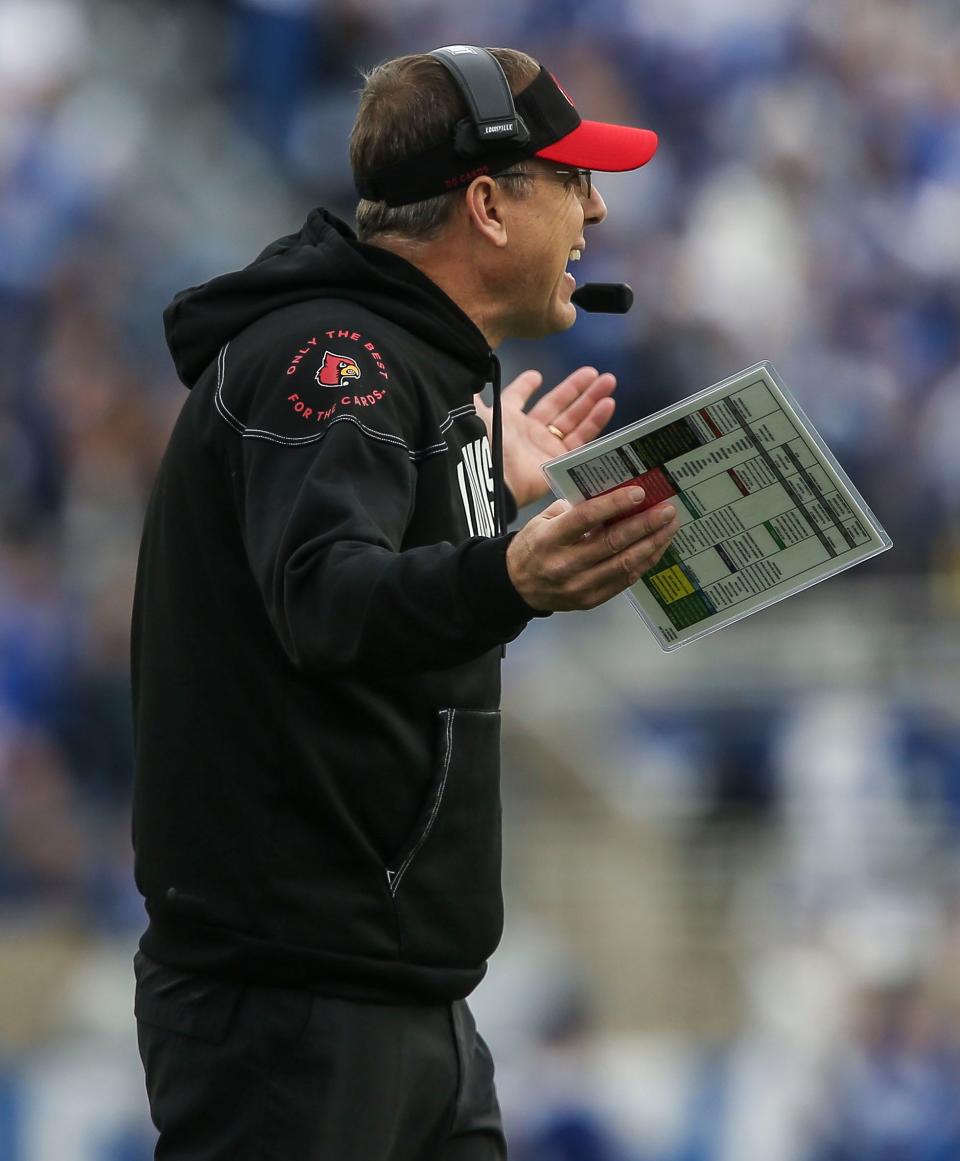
left=474, top=366, right=616, bottom=509
left=506, top=486, right=679, bottom=612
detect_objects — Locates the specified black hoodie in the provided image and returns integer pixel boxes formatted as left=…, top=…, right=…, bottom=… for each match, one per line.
left=131, top=209, right=543, bottom=1002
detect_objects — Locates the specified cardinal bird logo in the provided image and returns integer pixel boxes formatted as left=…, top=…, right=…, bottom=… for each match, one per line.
left=316, top=351, right=362, bottom=388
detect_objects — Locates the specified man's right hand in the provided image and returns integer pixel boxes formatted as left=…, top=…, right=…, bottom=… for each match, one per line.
left=506, top=486, right=680, bottom=612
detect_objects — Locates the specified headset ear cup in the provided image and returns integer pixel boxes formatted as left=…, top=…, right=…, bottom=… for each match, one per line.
left=434, top=46, right=531, bottom=158
left=453, top=114, right=532, bottom=159
left=453, top=118, right=481, bottom=157
left=512, top=115, right=531, bottom=148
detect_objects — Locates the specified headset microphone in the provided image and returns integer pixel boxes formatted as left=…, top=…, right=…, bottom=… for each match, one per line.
left=571, top=283, right=634, bottom=313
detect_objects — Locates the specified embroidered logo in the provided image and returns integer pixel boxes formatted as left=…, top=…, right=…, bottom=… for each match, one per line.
left=283, top=330, right=391, bottom=426
left=315, top=351, right=362, bottom=388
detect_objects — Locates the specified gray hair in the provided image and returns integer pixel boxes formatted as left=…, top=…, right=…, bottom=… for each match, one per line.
left=350, top=48, right=540, bottom=242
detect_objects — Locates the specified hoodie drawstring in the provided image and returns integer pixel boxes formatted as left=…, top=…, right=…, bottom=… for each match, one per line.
left=489, top=354, right=510, bottom=660
left=490, top=353, right=507, bottom=539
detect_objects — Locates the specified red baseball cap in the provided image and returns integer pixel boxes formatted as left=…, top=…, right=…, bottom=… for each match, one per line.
left=535, top=107, right=659, bottom=172
left=354, top=59, right=658, bottom=207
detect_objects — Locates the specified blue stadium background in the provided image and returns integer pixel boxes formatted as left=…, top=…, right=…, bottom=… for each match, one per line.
left=2, top=1, right=960, bottom=1158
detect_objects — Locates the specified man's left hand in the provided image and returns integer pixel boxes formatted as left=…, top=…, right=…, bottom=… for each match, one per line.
left=474, top=366, right=616, bottom=510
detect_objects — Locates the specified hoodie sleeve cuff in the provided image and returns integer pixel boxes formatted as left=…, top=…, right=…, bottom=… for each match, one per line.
left=504, top=486, right=519, bottom=527
left=458, top=533, right=551, bottom=639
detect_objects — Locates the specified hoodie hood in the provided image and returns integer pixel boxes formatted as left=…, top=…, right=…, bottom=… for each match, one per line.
left=164, top=208, right=492, bottom=389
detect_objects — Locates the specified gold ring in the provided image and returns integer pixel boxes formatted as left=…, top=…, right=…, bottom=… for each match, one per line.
left=547, top=423, right=565, bottom=440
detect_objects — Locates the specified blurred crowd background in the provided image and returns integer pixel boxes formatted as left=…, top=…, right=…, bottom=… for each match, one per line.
left=1, top=0, right=959, bottom=1158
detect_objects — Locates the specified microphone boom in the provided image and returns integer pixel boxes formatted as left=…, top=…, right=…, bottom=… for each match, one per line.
left=571, top=283, right=634, bottom=313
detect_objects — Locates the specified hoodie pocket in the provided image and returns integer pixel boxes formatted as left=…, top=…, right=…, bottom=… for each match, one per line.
left=387, top=708, right=503, bottom=966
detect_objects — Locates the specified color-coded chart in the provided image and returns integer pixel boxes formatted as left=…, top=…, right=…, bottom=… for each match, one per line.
left=544, top=362, right=892, bottom=651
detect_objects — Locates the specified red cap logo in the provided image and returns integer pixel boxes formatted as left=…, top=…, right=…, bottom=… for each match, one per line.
left=550, top=72, right=576, bottom=108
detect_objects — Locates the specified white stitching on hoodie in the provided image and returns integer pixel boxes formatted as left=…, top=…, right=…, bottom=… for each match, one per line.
left=213, top=343, right=479, bottom=461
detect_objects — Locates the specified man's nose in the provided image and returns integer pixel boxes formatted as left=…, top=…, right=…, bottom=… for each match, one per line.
left=584, top=183, right=607, bottom=225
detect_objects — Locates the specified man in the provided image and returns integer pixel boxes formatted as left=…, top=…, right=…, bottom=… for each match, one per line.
left=132, top=45, right=678, bottom=1160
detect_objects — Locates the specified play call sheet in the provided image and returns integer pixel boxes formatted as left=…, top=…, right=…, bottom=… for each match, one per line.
left=546, top=365, right=890, bottom=649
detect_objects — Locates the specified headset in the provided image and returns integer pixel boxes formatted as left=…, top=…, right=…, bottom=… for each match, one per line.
left=429, top=45, right=531, bottom=157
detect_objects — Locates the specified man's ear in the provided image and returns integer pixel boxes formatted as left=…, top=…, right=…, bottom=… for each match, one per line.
left=464, top=176, right=509, bottom=249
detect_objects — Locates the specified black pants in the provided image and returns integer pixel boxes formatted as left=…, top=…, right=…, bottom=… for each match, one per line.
left=135, top=952, right=507, bottom=1160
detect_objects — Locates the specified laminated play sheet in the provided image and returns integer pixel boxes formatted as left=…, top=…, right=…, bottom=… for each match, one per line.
left=543, top=361, right=892, bottom=651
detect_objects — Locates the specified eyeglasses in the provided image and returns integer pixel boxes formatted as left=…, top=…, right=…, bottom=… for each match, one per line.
left=497, top=166, right=593, bottom=200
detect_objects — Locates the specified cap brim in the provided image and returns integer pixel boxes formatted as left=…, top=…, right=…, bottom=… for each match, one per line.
left=535, top=120, right=658, bottom=172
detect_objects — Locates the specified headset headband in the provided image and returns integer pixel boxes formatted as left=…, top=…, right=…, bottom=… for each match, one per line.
left=429, top=45, right=531, bottom=155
